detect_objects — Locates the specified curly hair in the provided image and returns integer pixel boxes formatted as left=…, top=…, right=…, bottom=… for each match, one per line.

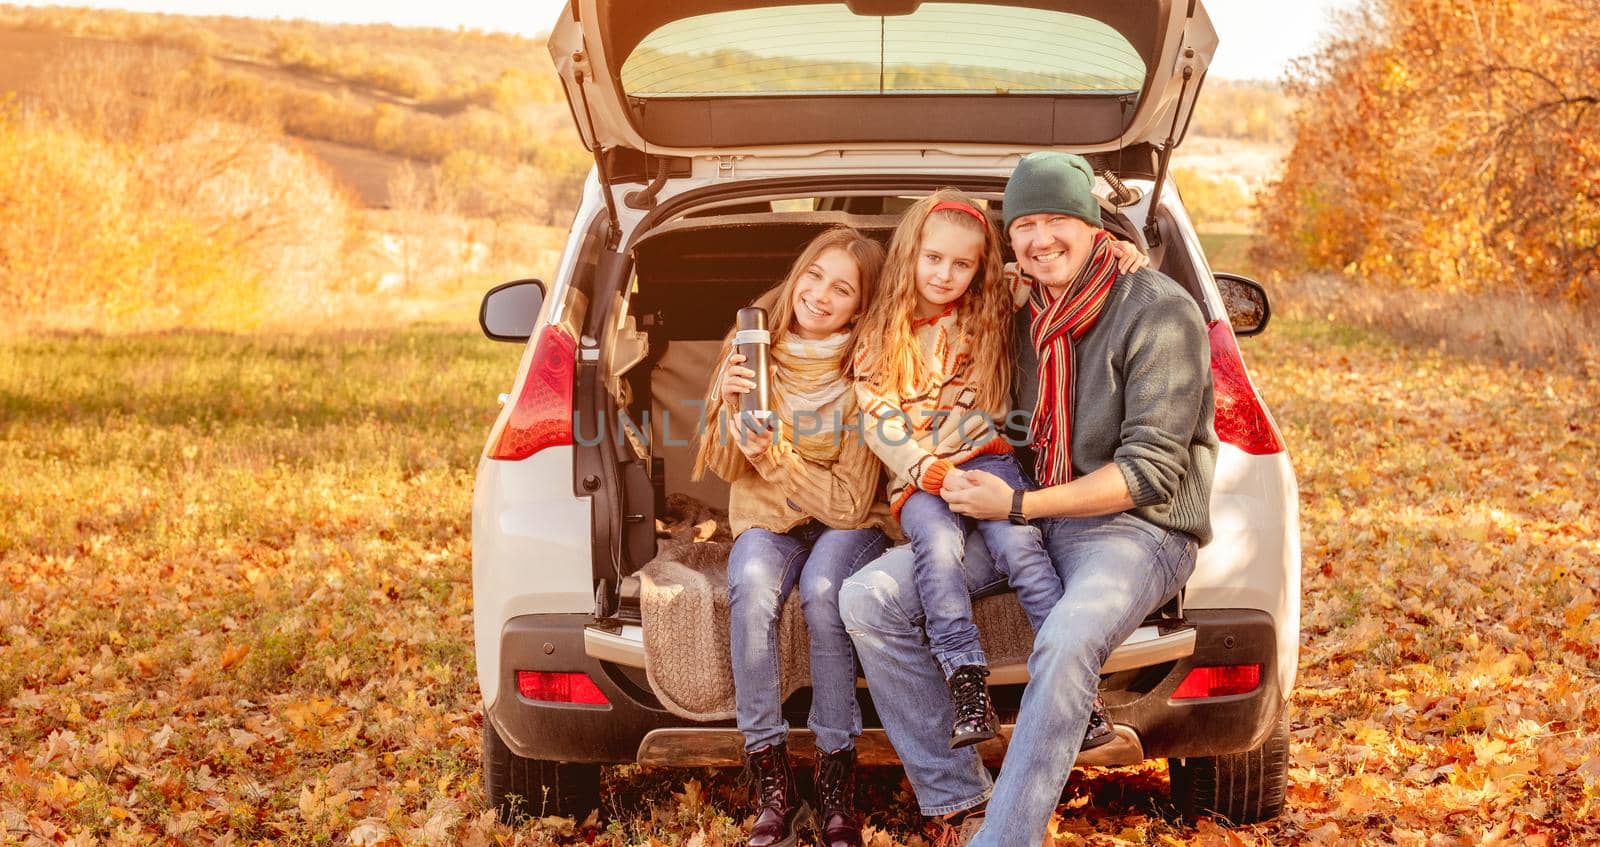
left=854, top=189, right=1012, bottom=413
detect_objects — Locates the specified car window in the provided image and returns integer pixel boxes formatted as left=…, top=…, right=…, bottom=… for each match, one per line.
left=620, top=2, right=1144, bottom=99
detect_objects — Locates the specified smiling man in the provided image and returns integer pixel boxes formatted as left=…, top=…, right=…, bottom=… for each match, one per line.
left=840, top=152, right=1218, bottom=846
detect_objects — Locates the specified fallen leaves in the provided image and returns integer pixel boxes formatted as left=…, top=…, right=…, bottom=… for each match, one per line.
left=2, top=322, right=1595, bottom=845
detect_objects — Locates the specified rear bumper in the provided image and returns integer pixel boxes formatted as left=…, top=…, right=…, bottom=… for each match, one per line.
left=486, top=608, right=1281, bottom=766
left=1105, top=608, right=1283, bottom=759
left=485, top=614, right=695, bottom=763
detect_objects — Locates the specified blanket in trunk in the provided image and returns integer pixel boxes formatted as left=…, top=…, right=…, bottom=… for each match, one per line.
left=639, top=495, right=1038, bottom=721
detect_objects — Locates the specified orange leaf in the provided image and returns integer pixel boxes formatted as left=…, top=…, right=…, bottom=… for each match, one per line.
left=218, top=643, right=251, bottom=670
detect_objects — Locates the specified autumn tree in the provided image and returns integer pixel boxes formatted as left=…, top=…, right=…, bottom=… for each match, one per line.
left=1255, top=0, right=1600, bottom=302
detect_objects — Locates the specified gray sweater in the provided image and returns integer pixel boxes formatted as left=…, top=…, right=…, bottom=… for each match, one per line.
left=1010, top=267, right=1217, bottom=545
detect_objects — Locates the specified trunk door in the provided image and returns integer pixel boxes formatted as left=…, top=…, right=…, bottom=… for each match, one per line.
left=550, top=0, right=1216, bottom=161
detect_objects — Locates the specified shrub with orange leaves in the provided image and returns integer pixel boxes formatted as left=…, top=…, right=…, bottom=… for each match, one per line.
left=1255, top=0, right=1600, bottom=303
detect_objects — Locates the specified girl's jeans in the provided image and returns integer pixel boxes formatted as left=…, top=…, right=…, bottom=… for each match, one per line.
left=898, top=452, right=1063, bottom=677
left=727, top=522, right=890, bottom=754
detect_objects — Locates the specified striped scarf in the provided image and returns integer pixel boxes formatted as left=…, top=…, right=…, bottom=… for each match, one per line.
left=1028, top=229, right=1120, bottom=487
left=770, top=332, right=851, bottom=464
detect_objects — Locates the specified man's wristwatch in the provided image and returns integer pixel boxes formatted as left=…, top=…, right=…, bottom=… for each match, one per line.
left=1009, top=489, right=1028, bottom=525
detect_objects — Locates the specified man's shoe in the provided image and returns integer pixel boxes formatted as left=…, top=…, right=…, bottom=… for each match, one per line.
left=814, top=746, right=863, bottom=847
left=947, top=665, right=998, bottom=749
left=930, top=810, right=985, bottom=847
left=1080, top=696, right=1116, bottom=752
left=745, top=743, right=807, bottom=847
left=933, top=811, right=1055, bottom=847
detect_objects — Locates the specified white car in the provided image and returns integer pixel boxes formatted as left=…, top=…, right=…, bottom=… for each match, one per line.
left=473, top=0, right=1300, bottom=827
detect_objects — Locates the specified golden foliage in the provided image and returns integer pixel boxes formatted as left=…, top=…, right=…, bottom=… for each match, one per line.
left=1186, top=80, right=1297, bottom=145
left=2, top=320, right=1596, bottom=844
left=1254, top=0, right=1600, bottom=302
left=1, top=37, right=579, bottom=333
left=0, top=3, right=562, bottom=105
left=1, top=47, right=354, bottom=332
left=0, top=106, right=261, bottom=329
left=1, top=5, right=591, bottom=229
left=1173, top=167, right=1256, bottom=232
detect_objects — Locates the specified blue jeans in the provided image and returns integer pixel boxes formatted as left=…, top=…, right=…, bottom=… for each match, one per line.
left=728, top=523, right=891, bottom=754
left=897, top=452, right=1062, bottom=677
left=839, top=512, right=1197, bottom=836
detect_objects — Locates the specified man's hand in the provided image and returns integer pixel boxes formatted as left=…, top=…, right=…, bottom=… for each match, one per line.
left=941, top=469, right=1014, bottom=520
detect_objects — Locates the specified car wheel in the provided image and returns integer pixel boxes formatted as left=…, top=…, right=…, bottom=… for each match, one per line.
left=1167, top=703, right=1289, bottom=824
left=482, top=719, right=602, bottom=824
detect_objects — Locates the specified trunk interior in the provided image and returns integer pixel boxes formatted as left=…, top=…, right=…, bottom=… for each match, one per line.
left=593, top=191, right=1203, bottom=618
left=579, top=189, right=1201, bottom=721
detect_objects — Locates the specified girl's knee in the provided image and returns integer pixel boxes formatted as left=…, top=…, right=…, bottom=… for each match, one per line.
left=728, top=566, right=782, bottom=614
left=799, top=573, right=842, bottom=620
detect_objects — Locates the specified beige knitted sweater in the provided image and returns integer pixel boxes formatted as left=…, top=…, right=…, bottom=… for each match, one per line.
left=698, top=346, right=898, bottom=540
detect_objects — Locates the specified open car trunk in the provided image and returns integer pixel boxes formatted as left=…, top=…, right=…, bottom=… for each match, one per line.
left=550, top=0, right=1217, bottom=156
left=583, top=199, right=1192, bottom=721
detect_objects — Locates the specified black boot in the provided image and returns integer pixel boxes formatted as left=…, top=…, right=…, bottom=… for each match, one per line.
left=1081, top=696, right=1116, bottom=751
left=947, top=665, right=997, bottom=749
left=746, top=743, right=806, bottom=847
left=815, top=746, right=863, bottom=847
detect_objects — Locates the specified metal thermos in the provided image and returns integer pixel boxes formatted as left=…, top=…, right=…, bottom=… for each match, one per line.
left=734, top=307, right=771, bottom=428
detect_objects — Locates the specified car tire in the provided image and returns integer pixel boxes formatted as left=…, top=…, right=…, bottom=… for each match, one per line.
left=482, top=719, right=603, bottom=824
left=1167, top=703, right=1289, bottom=824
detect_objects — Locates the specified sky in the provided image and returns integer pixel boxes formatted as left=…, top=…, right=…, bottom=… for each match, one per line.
left=14, top=0, right=1356, bottom=81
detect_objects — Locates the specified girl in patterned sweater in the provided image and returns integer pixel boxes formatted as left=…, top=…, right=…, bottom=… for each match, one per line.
left=852, top=190, right=1143, bottom=749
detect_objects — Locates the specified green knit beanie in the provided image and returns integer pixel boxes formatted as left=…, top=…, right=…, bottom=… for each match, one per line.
left=1002, top=152, right=1101, bottom=233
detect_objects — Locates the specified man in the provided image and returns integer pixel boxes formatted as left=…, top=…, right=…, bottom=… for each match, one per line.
left=839, top=151, right=1218, bottom=846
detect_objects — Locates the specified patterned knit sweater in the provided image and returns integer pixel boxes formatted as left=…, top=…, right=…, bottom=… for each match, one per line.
left=853, top=303, right=1020, bottom=517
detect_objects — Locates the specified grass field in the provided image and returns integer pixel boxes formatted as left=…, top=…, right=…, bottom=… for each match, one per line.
left=2, top=317, right=1597, bottom=845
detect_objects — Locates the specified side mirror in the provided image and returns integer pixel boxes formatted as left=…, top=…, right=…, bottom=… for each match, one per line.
left=479, top=279, right=545, bottom=342
left=1214, top=273, right=1271, bottom=337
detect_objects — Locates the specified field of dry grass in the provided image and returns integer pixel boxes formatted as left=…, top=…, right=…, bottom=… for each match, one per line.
left=3, top=311, right=1595, bottom=846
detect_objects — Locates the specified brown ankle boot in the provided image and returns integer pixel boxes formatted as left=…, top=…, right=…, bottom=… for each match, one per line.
left=814, top=746, right=863, bottom=847
left=746, top=743, right=806, bottom=847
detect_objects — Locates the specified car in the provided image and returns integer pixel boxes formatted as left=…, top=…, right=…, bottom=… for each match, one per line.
left=472, top=0, right=1300, bottom=828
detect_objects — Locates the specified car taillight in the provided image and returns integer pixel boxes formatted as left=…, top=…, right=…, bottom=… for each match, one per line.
left=516, top=671, right=610, bottom=705
left=489, top=325, right=575, bottom=460
left=1171, top=664, right=1262, bottom=700
left=1208, top=321, right=1283, bottom=454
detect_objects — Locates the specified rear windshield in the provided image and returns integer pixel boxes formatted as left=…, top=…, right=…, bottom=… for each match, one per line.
left=620, top=2, right=1145, bottom=99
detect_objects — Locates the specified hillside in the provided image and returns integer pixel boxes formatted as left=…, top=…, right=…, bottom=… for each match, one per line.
left=0, top=6, right=1301, bottom=220
left=0, top=5, right=587, bottom=214
left=0, top=5, right=1300, bottom=332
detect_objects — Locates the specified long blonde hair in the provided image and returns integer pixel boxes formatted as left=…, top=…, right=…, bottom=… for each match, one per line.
left=692, top=226, right=886, bottom=480
left=855, top=189, right=1012, bottom=412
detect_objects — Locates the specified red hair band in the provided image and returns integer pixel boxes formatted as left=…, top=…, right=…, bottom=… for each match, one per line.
left=930, top=200, right=991, bottom=234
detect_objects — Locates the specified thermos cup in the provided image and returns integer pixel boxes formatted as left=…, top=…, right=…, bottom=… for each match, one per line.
left=734, top=307, right=771, bottom=430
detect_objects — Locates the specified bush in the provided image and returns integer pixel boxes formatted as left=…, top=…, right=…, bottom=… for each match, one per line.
left=1254, top=0, right=1600, bottom=303
left=0, top=107, right=262, bottom=329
